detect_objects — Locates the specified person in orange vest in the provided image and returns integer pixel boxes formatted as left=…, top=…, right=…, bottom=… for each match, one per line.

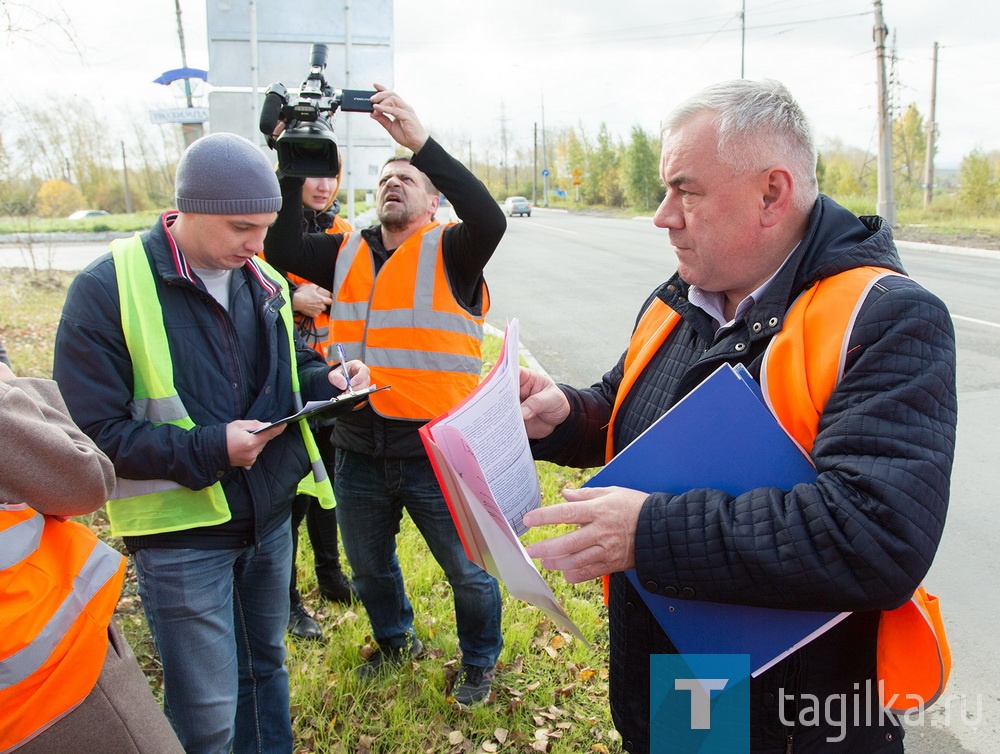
left=280, top=170, right=357, bottom=641
left=0, top=361, right=183, bottom=753
left=263, top=85, right=507, bottom=707
left=518, top=79, right=957, bottom=753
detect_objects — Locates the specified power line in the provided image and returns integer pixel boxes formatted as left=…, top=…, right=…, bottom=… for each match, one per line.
left=527, top=9, right=871, bottom=47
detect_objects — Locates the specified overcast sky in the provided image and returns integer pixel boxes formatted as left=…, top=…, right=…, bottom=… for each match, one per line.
left=3, top=0, right=996, bottom=169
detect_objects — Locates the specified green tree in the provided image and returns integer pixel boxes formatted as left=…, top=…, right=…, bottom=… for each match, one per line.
left=958, top=149, right=997, bottom=215
left=892, top=103, right=927, bottom=196
left=818, top=140, right=872, bottom=200
left=623, top=125, right=661, bottom=210
left=584, top=123, right=622, bottom=206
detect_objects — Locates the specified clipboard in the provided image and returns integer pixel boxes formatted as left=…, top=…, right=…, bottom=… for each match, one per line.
left=250, top=385, right=389, bottom=433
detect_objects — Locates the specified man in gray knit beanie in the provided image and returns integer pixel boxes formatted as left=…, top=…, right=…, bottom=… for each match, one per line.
left=175, top=132, right=282, bottom=216
left=53, top=130, right=369, bottom=752
left=162, top=132, right=286, bottom=273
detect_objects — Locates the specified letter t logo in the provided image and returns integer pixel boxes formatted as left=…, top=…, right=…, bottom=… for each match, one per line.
left=674, top=678, right=729, bottom=729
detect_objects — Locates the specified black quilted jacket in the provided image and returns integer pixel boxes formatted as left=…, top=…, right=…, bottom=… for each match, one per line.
left=533, top=195, right=958, bottom=753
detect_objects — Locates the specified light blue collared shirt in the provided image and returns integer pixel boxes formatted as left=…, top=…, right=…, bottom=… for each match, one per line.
left=687, top=244, right=800, bottom=334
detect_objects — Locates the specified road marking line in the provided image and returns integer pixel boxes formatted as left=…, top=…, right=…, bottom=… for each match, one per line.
left=528, top=223, right=579, bottom=236
left=953, top=314, right=1000, bottom=329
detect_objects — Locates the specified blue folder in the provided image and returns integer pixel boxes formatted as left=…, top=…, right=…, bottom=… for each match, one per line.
left=586, top=363, right=849, bottom=677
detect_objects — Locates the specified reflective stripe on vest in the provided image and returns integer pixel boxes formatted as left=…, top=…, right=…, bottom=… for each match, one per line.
left=107, top=237, right=332, bottom=538
left=606, top=266, right=949, bottom=712
left=331, top=223, right=488, bottom=420
left=0, top=509, right=125, bottom=750
left=0, top=509, right=42, bottom=570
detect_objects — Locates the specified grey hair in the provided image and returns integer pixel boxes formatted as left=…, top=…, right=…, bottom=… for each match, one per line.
left=662, top=79, right=818, bottom=213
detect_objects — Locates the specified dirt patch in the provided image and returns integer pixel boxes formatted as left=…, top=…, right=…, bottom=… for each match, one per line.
left=893, top=226, right=1000, bottom=251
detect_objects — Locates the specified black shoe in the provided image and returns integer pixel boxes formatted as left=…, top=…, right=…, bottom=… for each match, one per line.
left=318, top=570, right=357, bottom=604
left=452, top=663, right=494, bottom=707
left=356, top=636, right=423, bottom=680
left=288, top=602, right=322, bottom=640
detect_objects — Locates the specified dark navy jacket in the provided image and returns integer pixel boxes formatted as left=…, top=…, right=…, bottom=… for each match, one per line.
left=533, top=195, right=958, bottom=753
left=53, top=214, right=337, bottom=551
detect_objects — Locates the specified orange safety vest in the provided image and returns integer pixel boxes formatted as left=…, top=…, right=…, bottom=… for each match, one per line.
left=0, top=507, right=126, bottom=750
left=606, top=266, right=950, bottom=713
left=285, top=213, right=353, bottom=360
left=331, top=222, right=489, bottom=421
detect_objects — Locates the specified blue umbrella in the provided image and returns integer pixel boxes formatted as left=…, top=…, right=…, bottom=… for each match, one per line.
left=153, top=67, right=208, bottom=86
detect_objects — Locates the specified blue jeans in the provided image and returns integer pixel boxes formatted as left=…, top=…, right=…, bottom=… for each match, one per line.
left=133, top=523, right=294, bottom=754
left=335, top=449, right=503, bottom=668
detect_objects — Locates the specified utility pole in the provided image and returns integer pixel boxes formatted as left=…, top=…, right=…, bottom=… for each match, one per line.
left=344, top=0, right=356, bottom=224
left=532, top=122, right=538, bottom=205
left=121, top=141, right=133, bottom=214
left=541, top=93, right=549, bottom=207
left=740, top=0, right=746, bottom=78
left=174, top=0, right=203, bottom=147
left=500, top=100, right=510, bottom=192
left=923, top=42, right=939, bottom=208
left=873, top=0, right=895, bottom=225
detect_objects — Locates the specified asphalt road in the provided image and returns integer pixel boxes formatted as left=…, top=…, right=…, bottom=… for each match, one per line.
left=3, top=215, right=996, bottom=751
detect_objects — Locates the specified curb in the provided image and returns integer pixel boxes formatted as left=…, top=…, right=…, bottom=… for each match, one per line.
left=0, top=231, right=134, bottom=245
left=483, top=322, right=550, bottom=378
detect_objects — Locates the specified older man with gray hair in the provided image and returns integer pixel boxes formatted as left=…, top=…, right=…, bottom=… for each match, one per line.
left=519, top=79, right=957, bottom=752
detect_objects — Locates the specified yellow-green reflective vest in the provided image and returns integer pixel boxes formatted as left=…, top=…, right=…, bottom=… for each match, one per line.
left=105, top=234, right=333, bottom=538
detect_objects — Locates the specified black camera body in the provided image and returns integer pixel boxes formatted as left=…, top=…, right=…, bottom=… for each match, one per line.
left=259, top=44, right=376, bottom=178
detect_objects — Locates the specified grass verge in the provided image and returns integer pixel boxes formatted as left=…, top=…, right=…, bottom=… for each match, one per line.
left=1, top=267, right=620, bottom=754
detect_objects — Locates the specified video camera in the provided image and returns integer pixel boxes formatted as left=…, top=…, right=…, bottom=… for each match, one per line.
left=259, top=43, right=376, bottom=178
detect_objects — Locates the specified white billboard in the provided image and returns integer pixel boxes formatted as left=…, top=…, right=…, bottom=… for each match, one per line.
left=205, top=0, right=394, bottom=194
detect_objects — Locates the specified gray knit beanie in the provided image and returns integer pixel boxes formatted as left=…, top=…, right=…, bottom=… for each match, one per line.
left=175, top=133, right=282, bottom=215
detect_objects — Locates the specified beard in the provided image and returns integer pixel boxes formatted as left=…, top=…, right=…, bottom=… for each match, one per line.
left=377, top=200, right=418, bottom=232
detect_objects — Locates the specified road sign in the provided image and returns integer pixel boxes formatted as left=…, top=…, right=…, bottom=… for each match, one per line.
left=149, top=107, right=210, bottom=124
left=542, top=169, right=550, bottom=177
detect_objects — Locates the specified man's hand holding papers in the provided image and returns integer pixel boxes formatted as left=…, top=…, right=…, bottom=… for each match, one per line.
left=521, top=486, right=645, bottom=584
left=419, top=319, right=586, bottom=642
